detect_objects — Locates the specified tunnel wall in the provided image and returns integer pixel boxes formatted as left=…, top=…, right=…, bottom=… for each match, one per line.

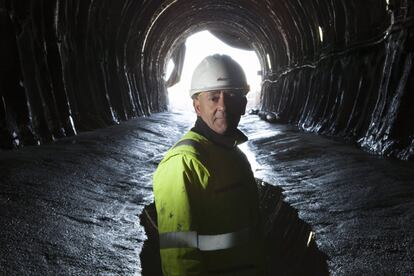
left=261, top=1, right=414, bottom=160
left=1, top=0, right=413, bottom=161
left=0, top=0, right=162, bottom=149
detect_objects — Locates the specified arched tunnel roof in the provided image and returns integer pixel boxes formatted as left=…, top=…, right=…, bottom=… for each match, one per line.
left=1, top=1, right=414, bottom=275
left=0, top=0, right=412, bottom=160
left=142, top=0, right=390, bottom=85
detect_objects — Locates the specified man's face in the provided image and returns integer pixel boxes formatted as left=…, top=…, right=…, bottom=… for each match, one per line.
left=193, top=90, right=247, bottom=135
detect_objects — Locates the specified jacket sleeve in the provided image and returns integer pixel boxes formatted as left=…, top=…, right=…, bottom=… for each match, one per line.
left=153, top=153, right=208, bottom=276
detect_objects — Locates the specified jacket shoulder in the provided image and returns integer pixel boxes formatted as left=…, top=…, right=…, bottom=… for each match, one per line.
left=160, top=131, right=208, bottom=163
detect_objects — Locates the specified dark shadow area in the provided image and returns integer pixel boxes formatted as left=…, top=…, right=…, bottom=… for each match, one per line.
left=257, top=180, right=329, bottom=275
left=140, top=201, right=163, bottom=276
left=139, top=179, right=329, bottom=276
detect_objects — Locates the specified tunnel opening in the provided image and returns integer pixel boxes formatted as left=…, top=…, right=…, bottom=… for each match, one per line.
left=164, top=30, right=262, bottom=112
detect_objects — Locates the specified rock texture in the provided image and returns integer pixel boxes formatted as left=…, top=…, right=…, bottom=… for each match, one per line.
left=0, top=112, right=193, bottom=275
left=1, top=0, right=413, bottom=160
left=1, top=112, right=413, bottom=275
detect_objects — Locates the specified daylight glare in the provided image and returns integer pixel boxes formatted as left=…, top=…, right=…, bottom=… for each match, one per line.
left=167, top=31, right=261, bottom=111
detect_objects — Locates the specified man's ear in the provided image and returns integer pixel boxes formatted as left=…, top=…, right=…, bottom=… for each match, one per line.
left=193, top=98, right=202, bottom=116
left=240, top=96, right=247, bottom=115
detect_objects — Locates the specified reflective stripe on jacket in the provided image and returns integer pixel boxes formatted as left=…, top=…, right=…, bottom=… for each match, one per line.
left=153, top=131, right=264, bottom=276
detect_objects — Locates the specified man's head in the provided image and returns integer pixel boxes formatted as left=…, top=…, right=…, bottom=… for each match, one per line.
left=189, top=55, right=249, bottom=135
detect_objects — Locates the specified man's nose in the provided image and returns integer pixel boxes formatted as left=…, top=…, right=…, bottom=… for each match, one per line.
left=217, top=92, right=227, bottom=111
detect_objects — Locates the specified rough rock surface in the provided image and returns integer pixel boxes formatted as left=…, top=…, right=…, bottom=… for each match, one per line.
left=1, top=111, right=413, bottom=275
left=1, top=1, right=413, bottom=159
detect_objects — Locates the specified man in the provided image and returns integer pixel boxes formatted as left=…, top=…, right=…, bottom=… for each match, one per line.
left=153, top=54, right=264, bottom=276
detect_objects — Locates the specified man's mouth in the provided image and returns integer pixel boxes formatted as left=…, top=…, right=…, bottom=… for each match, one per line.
left=215, top=114, right=226, bottom=120
left=215, top=111, right=228, bottom=119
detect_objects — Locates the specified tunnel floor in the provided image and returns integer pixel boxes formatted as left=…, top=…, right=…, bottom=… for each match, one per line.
left=0, top=111, right=413, bottom=275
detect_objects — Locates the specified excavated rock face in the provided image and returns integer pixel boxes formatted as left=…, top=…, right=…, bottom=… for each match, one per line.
left=0, top=0, right=413, bottom=160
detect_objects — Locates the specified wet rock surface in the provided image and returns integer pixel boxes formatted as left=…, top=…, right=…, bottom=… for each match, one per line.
left=1, top=111, right=413, bottom=275
left=241, top=116, right=414, bottom=275
left=0, top=112, right=192, bottom=275
left=2, top=1, right=413, bottom=161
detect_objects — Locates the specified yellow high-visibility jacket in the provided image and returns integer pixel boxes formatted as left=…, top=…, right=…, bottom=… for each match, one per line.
left=153, top=130, right=264, bottom=276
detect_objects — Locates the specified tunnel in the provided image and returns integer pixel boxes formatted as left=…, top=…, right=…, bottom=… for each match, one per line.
left=1, top=0, right=414, bottom=275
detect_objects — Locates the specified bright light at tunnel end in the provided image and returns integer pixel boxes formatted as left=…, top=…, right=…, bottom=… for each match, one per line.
left=165, top=59, right=175, bottom=81
left=167, top=31, right=262, bottom=112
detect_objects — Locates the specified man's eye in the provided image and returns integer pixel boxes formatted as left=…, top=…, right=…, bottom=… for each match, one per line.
left=210, top=96, right=220, bottom=102
left=227, top=93, right=243, bottom=101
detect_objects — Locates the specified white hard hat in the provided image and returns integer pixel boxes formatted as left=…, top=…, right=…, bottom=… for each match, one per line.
left=189, top=54, right=250, bottom=98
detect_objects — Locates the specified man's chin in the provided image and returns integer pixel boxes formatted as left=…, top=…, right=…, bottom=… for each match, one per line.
left=221, top=126, right=239, bottom=136
left=213, top=127, right=227, bottom=135
left=212, top=120, right=238, bottom=135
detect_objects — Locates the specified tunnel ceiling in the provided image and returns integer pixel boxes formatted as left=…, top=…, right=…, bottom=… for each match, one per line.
left=0, top=0, right=413, bottom=160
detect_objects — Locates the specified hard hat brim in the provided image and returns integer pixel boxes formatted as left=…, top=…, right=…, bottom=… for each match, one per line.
left=189, top=85, right=250, bottom=98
